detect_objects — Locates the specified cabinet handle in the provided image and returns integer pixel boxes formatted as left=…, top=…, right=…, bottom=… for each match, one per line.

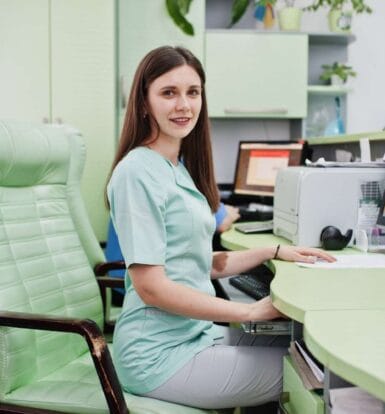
left=278, top=392, right=290, bottom=414
left=224, top=107, right=288, bottom=115
left=121, top=75, right=129, bottom=109
left=54, top=117, right=63, bottom=124
left=42, top=117, right=49, bottom=124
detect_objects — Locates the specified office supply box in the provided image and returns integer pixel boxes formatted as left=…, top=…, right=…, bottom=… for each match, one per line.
left=273, top=166, right=385, bottom=246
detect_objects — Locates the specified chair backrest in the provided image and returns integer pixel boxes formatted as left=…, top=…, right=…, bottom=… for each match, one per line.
left=0, top=120, right=105, bottom=397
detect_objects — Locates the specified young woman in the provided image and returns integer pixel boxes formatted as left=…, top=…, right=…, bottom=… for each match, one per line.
left=107, top=46, right=334, bottom=410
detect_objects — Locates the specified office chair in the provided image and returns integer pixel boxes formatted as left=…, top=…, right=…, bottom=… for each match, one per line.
left=0, top=120, right=217, bottom=414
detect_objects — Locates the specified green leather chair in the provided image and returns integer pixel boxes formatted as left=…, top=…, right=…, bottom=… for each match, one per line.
left=0, top=120, right=218, bottom=414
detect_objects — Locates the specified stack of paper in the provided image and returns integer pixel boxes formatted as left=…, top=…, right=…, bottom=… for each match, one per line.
left=288, top=341, right=324, bottom=390
left=296, top=253, right=385, bottom=269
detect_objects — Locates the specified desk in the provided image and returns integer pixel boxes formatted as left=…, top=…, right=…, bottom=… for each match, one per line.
left=304, top=310, right=385, bottom=402
left=220, top=228, right=385, bottom=408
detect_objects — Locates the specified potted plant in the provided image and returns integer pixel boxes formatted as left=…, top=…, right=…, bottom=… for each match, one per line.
left=165, top=0, right=279, bottom=35
left=230, top=0, right=303, bottom=31
left=305, top=0, right=372, bottom=33
left=319, top=62, right=357, bottom=85
left=277, top=0, right=303, bottom=31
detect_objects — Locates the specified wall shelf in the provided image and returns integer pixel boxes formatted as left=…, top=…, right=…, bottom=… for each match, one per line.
left=307, top=85, right=351, bottom=95
left=308, top=33, right=356, bottom=45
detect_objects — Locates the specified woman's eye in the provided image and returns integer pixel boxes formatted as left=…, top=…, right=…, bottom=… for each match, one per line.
left=189, top=89, right=201, bottom=96
left=162, top=90, right=174, bottom=97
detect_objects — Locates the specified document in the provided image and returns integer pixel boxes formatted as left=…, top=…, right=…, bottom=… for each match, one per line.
left=294, top=340, right=324, bottom=383
left=296, top=253, right=385, bottom=269
left=305, top=158, right=385, bottom=168
left=288, top=341, right=323, bottom=390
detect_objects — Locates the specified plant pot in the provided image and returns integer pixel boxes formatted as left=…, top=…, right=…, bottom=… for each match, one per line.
left=278, top=7, right=302, bottom=31
left=331, top=74, right=344, bottom=86
left=328, top=10, right=352, bottom=33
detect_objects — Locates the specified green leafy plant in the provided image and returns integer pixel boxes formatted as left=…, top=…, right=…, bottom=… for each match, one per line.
left=165, top=0, right=280, bottom=35
left=165, top=0, right=194, bottom=36
left=306, top=0, right=372, bottom=13
left=320, top=62, right=357, bottom=83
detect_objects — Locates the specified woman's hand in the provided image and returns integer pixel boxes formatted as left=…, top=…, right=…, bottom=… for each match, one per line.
left=217, top=205, right=240, bottom=233
left=248, top=296, right=284, bottom=321
left=275, top=245, right=336, bottom=264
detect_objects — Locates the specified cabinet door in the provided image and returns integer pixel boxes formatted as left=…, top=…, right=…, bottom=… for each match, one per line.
left=0, top=0, right=50, bottom=122
left=205, top=32, right=308, bottom=118
left=51, top=0, right=116, bottom=241
left=118, top=0, right=205, bottom=119
left=283, top=356, right=324, bottom=414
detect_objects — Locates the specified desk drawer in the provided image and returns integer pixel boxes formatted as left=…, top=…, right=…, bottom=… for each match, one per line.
left=282, top=356, right=324, bottom=414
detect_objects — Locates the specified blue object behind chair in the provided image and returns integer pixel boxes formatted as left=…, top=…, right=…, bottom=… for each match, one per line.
left=105, top=220, right=127, bottom=296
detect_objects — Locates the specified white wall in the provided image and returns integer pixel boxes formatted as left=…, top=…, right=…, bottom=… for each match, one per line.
left=348, top=0, right=385, bottom=133
left=280, top=0, right=385, bottom=133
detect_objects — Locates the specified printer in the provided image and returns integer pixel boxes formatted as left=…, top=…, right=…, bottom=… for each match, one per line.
left=273, top=166, right=385, bottom=247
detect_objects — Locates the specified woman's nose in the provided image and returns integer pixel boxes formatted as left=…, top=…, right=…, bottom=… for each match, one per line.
left=176, top=94, right=189, bottom=110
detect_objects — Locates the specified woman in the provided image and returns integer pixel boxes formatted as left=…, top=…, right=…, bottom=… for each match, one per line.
left=107, top=46, right=334, bottom=410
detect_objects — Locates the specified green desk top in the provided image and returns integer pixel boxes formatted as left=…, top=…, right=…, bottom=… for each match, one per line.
left=304, top=310, right=385, bottom=401
left=221, top=229, right=385, bottom=322
left=221, top=229, right=385, bottom=402
left=270, top=260, right=385, bottom=323
left=220, top=227, right=290, bottom=251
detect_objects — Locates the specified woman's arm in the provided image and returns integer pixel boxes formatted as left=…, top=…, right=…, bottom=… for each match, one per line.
left=211, top=245, right=336, bottom=279
left=129, top=264, right=281, bottom=322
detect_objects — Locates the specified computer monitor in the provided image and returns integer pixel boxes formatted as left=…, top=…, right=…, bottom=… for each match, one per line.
left=233, top=140, right=306, bottom=200
left=376, top=187, right=385, bottom=230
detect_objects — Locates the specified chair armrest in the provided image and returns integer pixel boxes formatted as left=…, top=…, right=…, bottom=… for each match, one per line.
left=96, top=276, right=125, bottom=289
left=95, top=276, right=125, bottom=328
left=94, top=262, right=126, bottom=327
left=1, top=402, right=64, bottom=414
left=0, top=311, right=128, bottom=414
left=94, top=261, right=126, bottom=275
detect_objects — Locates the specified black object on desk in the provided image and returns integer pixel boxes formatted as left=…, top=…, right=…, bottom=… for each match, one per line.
left=238, top=205, right=273, bottom=222
left=229, top=264, right=273, bottom=300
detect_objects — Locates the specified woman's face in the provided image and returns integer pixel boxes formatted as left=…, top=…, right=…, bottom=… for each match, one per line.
left=147, top=64, right=202, bottom=143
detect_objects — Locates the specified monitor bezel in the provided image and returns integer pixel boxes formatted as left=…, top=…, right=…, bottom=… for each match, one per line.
left=232, top=139, right=308, bottom=199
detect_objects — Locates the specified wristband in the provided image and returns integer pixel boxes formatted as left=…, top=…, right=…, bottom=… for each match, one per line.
left=273, top=244, right=281, bottom=260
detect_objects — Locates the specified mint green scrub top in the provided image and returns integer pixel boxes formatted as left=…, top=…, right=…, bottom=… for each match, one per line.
left=107, top=147, right=224, bottom=394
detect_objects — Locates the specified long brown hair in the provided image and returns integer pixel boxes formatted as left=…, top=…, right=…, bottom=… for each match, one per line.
left=106, top=46, right=219, bottom=212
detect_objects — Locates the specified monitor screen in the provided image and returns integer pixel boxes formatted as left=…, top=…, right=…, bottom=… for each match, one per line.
left=233, top=141, right=306, bottom=198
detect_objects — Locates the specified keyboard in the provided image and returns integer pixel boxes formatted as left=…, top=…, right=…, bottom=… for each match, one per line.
left=238, top=204, right=273, bottom=222
left=229, top=266, right=273, bottom=300
left=234, top=220, right=273, bottom=234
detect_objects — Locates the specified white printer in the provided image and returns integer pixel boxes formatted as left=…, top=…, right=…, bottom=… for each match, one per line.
left=273, top=166, right=385, bottom=247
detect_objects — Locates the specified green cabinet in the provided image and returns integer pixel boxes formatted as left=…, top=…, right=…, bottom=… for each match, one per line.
left=0, top=0, right=116, bottom=241
left=283, top=356, right=324, bottom=414
left=0, top=0, right=50, bottom=122
left=205, top=32, right=308, bottom=118
left=118, top=0, right=205, bottom=122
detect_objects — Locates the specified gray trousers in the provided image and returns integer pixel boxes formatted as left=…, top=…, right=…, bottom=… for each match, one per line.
left=143, top=326, right=289, bottom=410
